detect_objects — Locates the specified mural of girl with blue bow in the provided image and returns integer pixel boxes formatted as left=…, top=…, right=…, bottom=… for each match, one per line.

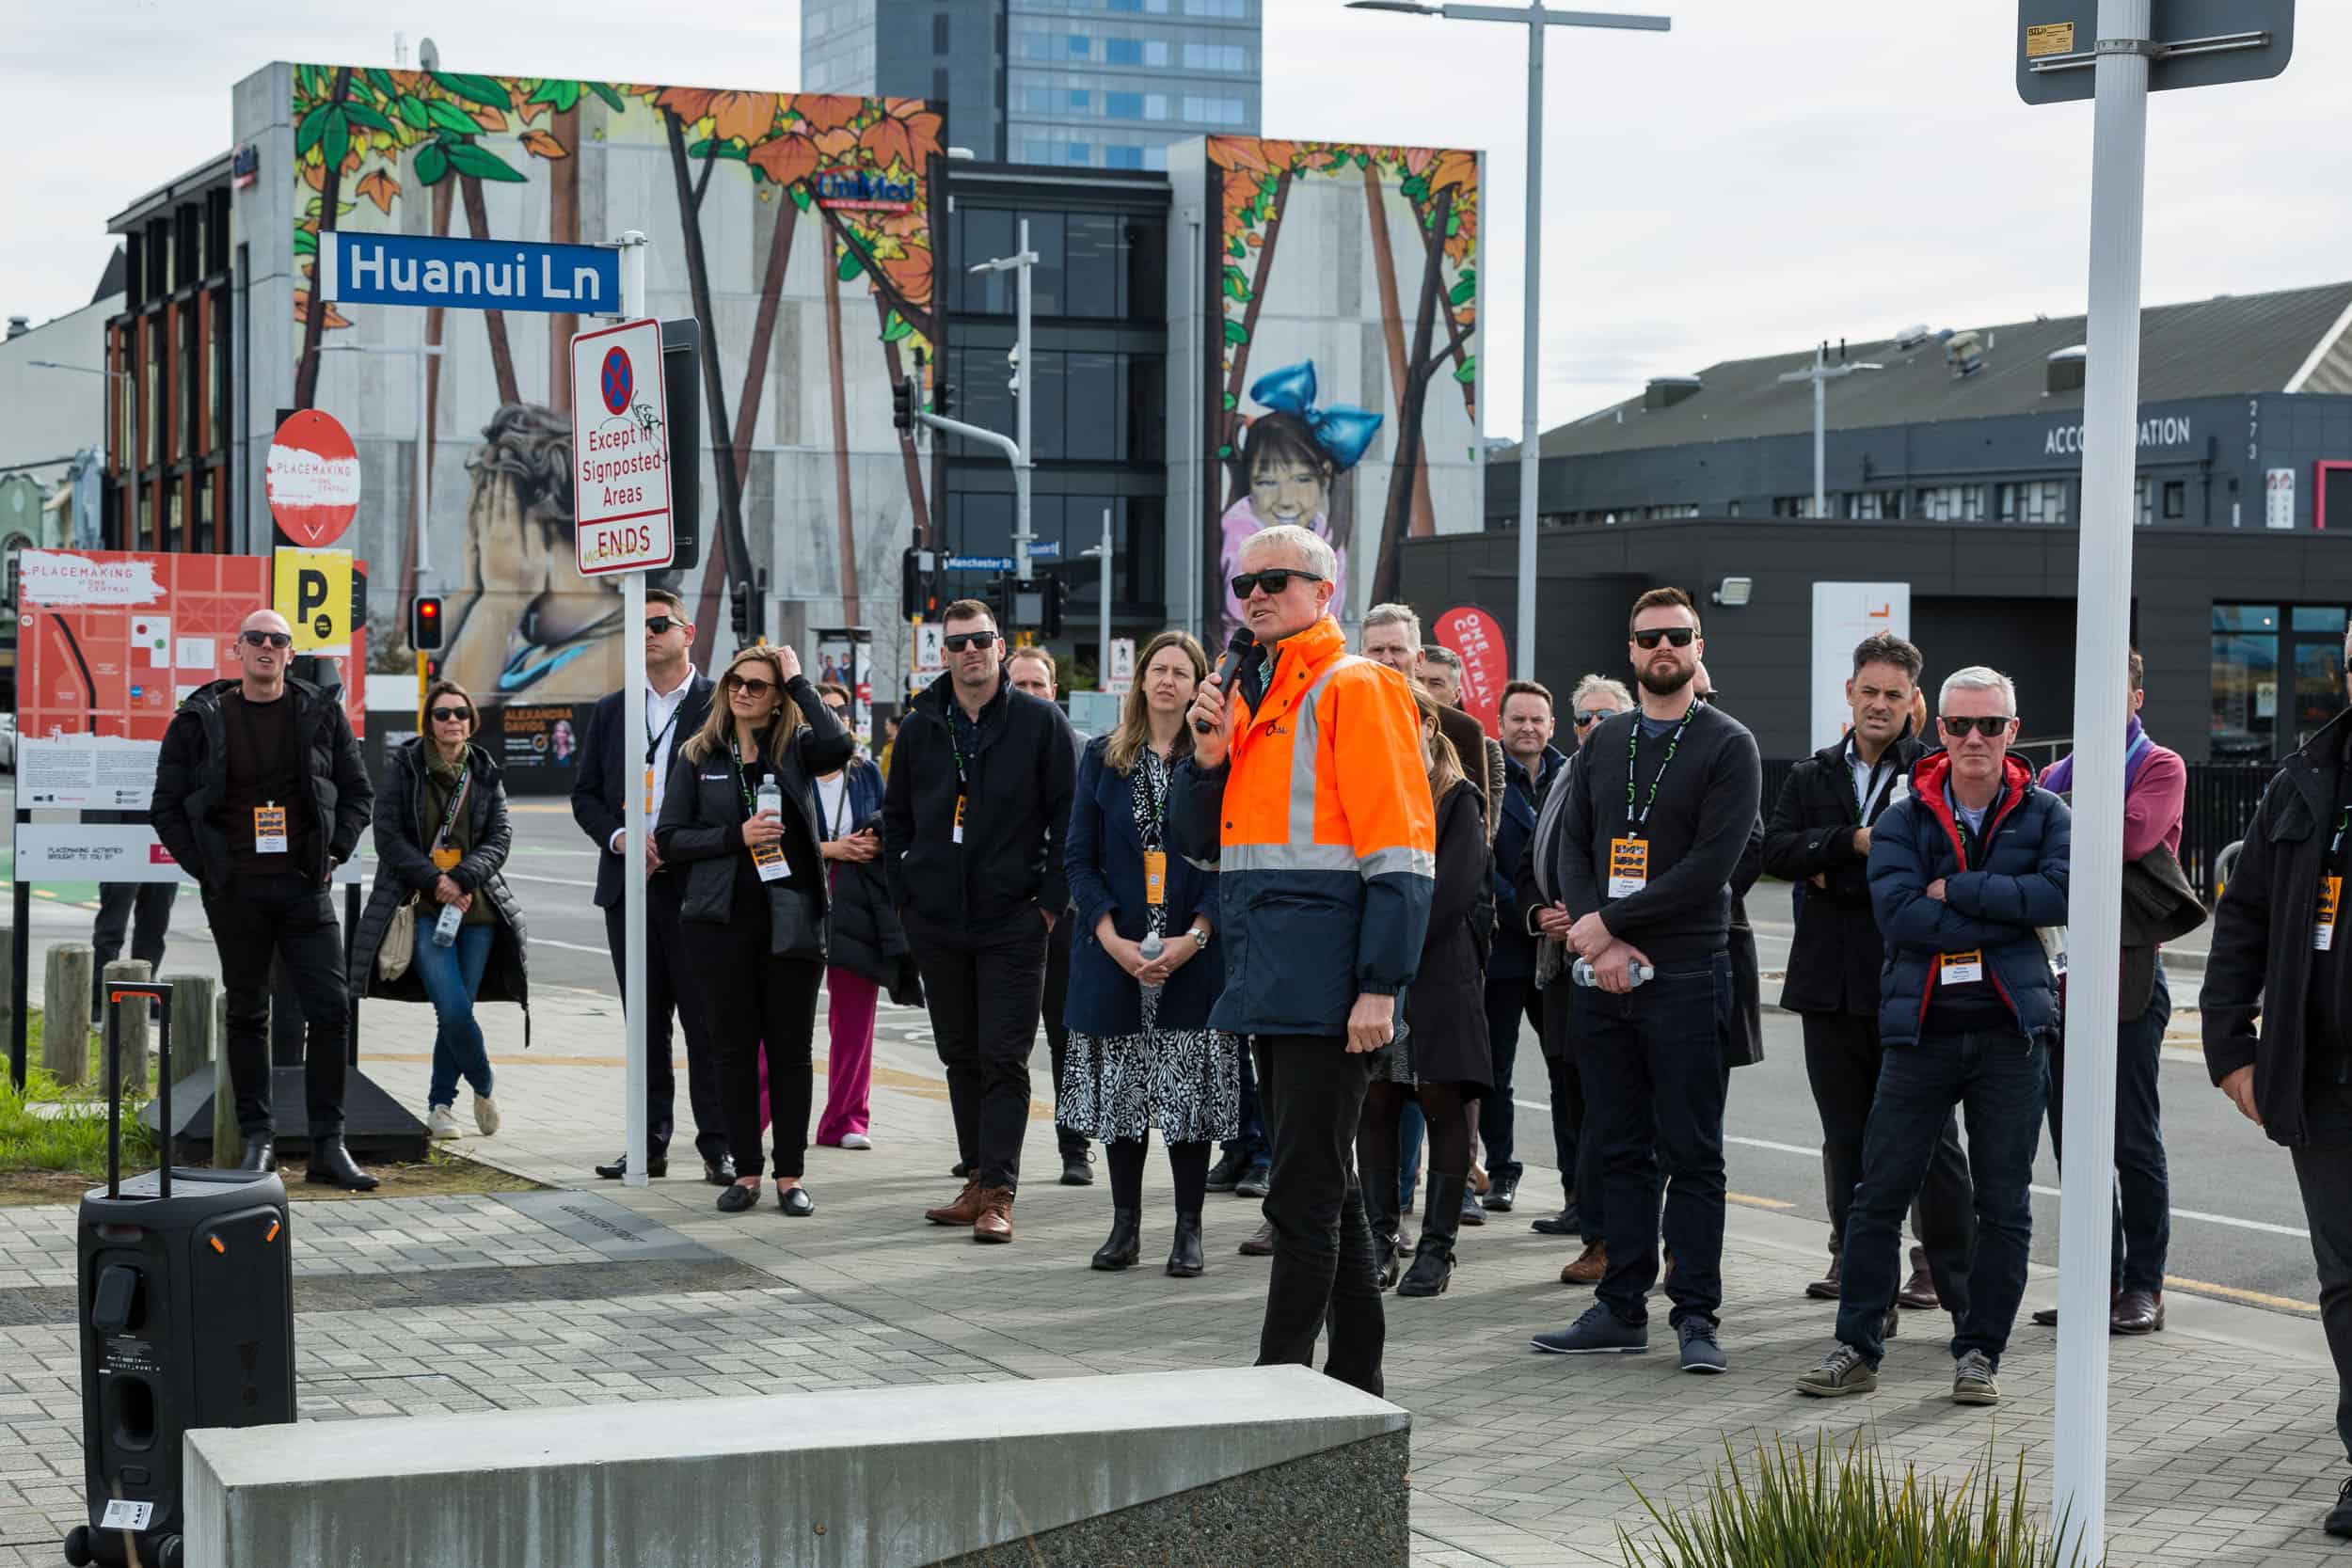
left=1219, top=359, right=1383, bottom=641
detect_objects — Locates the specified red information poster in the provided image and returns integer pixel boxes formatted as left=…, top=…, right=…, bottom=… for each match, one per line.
left=13, top=549, right=367, bottom=881
left=1433, top=605, right=1509, bottom=739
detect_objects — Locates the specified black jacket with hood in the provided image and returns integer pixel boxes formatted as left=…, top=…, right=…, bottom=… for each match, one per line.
left=151, top=675, right=372, bottom=894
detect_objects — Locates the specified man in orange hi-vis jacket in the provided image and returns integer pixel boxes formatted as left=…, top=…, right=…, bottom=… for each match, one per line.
left=1168, top=523, right=1436, bottom=1398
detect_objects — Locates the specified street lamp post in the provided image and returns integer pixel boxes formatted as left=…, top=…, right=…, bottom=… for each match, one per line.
left=1346, top=2, right=1669, bottom=680
left=1775, top=341, right=1883, bottom=518
left=967, top=223, right=1040, bottom=586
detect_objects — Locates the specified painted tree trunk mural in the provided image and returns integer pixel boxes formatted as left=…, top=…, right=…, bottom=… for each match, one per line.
left=822, top=234, right=863, bottom=625
left=292, top=66, right=355, bottom=412
left=663, top=111, right=754, bottom=667
left=546, top=103, right=580, bottom=413
left=1362, top=166, right=1437, bottom=540
left=458, top=176, right=521, bottom=407
left=409, top=177, right=455, bottom=635
left=1370, top=184, right=1456, bottom=605
left=1218, top=170, right=1293, bottom=511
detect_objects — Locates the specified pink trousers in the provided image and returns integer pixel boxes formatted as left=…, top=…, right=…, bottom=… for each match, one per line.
left=809, top=967, right=879, bottom=1144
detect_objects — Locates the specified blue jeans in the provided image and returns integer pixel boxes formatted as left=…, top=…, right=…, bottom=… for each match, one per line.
left=1398, top=1100, right=1425, bottom=1208
left=1836, top=1027, right=2049, bottom=1368
left=1572, top=956, right=1731, bottom=1328
left=2045, top=962, right=2171, bottom=1293
left=418, top=923, right=496, bottom=1108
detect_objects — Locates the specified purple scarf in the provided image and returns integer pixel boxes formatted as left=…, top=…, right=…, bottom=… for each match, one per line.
left=2043, top=716, right=2153, bottom=797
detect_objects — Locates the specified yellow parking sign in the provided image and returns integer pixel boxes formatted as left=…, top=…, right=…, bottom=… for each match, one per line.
left=273, top=547, right=354, bottom=656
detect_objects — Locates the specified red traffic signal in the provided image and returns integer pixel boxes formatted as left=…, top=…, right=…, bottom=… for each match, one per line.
left=411, top=595, right=444, bottom=652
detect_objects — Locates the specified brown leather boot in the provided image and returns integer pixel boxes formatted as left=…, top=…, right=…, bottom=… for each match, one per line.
left=925, top=1180, right=985, bottom=1227
left=1560, top=1241, right=1608, bottom=1285
left=972, top=1186, right=1015, bottom=1243
left=1898, top=1245, right=1941, bottom=1309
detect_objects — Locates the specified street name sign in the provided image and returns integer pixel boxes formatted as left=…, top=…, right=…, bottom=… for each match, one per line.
left=2017, top=0, right=2293, bottom=105
left=569, top=318, right=674, bottom=575
left=318, top=231, right=621, bottom=315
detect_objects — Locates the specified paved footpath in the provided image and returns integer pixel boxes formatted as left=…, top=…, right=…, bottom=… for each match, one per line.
left=2, top=976, right=2345, bottom=1567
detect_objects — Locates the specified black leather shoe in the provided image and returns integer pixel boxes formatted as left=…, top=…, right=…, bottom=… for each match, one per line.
left=705, top=1156, right=737, bottom=1187
left=1060, top=1150, right=1095, bottom=1186
left=1531, top=1203, right=1581, bottom=1237
left=1093, top=1208, right=1142, bottom=1270
left=595, top=1152, right=669, bottom=1180
left=1458, top=1185, right=1486, bottom=1227
left=2326, top=1476, right=2352, bottom=1539
left=778, top=1184, right=816, bottom=1217
left=1238, top=1218, right=1276, bottom=1257
left=1483, top=1176, right=1518, bottom=1212
left=1203, top=1149, right=1248, bottom=1193
left=716, top=1181, right=760, bottom=1214
left=305, top=1135, right=379, bottom=1192
left=1166, top=1212, right=1205, bottom=1277
left=2032, top=1307, right=2059, bottom=1327
left=237, top=1133, right=276, bottom=1173
left=1234, top=1164, right=1270, bottom=1199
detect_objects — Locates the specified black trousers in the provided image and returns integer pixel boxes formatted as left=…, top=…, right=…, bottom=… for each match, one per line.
left=203, top=873, right=348, bottom=1139
left=1480, top=974, right=1540, bottom=1184
left=603, top=876, right=729, bottom=1164
left=1253, top=1034, right=1384, bottom=1397
left=909, top=909, right=1050, bottom=1192
left=688, top=923, right=823, bottom=1181
left=1042, top=914, right=1086, bottom=1158
left=1541, top=983, right=1611, bottom=1244
left=92, top=882, right=179, bottom=1017
left=1803, top=1010, right=1975, bottom=1304
left=2292, top=1141, right=2352, bottom=1465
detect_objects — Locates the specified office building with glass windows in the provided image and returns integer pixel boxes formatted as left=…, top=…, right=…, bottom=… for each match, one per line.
left=803, top=0, right=1260, bottom=169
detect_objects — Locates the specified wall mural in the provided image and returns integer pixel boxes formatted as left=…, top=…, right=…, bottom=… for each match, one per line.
left=281, top=65, right=943, bottom=704
left=1202, top=137, right=1481, bottom=641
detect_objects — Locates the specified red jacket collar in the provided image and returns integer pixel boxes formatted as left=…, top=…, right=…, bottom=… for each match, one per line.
left=1910, top=749, right=2034, bottom=862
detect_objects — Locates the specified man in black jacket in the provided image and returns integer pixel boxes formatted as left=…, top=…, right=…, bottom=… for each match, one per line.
left=887, top=599, right=1077, bottom=1244
left=1529, top=587, right=1760, bottom=1373
left=2205, top=628, right=2352, bottom=1541
left=1762, top=632, right=1973, bottom=1316
left=569, top=588, right=731, bottom=1184
left=151, top=610, right=376, bottom=1188
left=1486, top=679, right=1564, bottom=1215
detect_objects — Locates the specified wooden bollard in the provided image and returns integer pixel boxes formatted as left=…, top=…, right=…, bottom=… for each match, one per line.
left=101, top=960, right=152, bottom=1095
left=40, top=944, right=94, bottom=1087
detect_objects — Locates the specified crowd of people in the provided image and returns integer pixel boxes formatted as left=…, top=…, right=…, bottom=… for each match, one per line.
left=130, top=567, right=2352, bottom=1542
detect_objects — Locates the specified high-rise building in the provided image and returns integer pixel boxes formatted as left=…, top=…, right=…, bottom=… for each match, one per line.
left=803, top=0, right=1260, bottom=170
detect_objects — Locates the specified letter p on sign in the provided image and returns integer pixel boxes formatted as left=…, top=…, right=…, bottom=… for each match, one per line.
left=273, top=547, right=355, bottom=656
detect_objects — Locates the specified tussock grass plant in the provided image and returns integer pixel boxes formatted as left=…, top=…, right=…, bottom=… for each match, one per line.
left=0, top=1066, right=155, bottom=1176
left=1619, top=1429, right=2097, bottom=1568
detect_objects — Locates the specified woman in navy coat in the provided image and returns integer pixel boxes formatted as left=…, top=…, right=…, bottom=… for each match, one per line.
left=1059, top=631, right=1238, bottom=1278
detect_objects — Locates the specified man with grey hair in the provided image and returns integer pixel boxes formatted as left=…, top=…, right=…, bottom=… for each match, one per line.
left=1797, top=664, right=2069, bottom=1408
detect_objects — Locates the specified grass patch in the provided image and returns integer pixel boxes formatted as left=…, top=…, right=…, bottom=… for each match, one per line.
left=1621, top=1431, right=2094, bottom=1568
left=0, top=1064, right=157, bottom=1180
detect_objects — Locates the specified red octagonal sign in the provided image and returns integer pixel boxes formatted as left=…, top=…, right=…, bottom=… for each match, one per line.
left=265, top=409, right=361, bottom=548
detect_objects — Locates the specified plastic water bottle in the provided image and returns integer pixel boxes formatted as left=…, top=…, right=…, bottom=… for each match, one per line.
left=755, top=778, right=783, bottom=824
left=433, top=902, right=462, bottom=948
left=1571, top=958, right=1652, bottom=989
left=1138, top=931, right=1166, bottom=963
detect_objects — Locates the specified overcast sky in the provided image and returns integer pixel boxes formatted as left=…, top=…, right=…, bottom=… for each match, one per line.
left=8, top=0, right=2346, bottom=436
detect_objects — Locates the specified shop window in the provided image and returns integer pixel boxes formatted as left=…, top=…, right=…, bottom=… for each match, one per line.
left=2162, top=481, right=2185, bottom=519
left=1915, top=484, right=1983, bottom=522
left=1996, top=481, right=2067, bottom=525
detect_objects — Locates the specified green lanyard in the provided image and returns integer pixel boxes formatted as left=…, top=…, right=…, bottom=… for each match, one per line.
left=2332, top=809, right=2349, bottom=862
left=1624, top=701, right=1696, bottom=834
left=729, top=736, right=762, bottom=816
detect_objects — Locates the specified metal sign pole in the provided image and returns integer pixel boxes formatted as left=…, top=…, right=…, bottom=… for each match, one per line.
left=1514, top=10, right=1545, bottom=678
left=2053, top=0, right=2153, bottom=1557
left=617, top=230, right=651, bottom=1191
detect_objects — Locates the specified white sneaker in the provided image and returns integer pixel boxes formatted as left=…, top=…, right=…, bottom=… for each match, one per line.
left=838, top=1132, right=872, bottom=1150
left=426, top=1104, right=459, bottom=1139
left=473, top=1092, right=501, bottom=1137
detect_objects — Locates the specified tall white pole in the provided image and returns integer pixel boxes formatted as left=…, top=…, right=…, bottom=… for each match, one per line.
left=1014, top=219, right=1035, bottom=586
left=1098, top=507, right=1113, bottom=671
left=617, top=230, right=650, bottom=1191
left=1514, top=14, right=1545, bottom=680
left=2053, top=1, right=2150, bottom=1558
left=1812, top=347, right=1827, bottom=518
left=414, top=348, right=432, bottom=578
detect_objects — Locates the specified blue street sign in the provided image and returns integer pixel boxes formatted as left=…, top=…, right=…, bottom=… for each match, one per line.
left=944, top=555, right=1016, bottom=571
left=1027, top=538, right=1061, bottom=559
left=317, top=231, right=620, bottom=316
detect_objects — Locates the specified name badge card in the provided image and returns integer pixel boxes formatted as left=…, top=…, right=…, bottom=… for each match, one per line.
left=953, top=795, right=966, bottom=845
left=254, top=803, right=288, bottom=854
left=751, top=841, right=792, bottom=884
left=1607, top=838, right=1649, bottom=899
left=1144, top=850, right=1168, bottom=906
left=1940, top=950, right=1984, bottom=985
left=2318, top=876, right=2343, bottom=952
left=432, top=847, right=462, bottom=872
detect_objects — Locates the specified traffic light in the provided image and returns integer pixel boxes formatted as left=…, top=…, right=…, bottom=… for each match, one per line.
left=934, top=381, right=954, bottom=419
left=410, top=594, right=443, bottom=651
left=892, top=377, right=915, bottom=434
left=900, top=546, right=937, bottom=622
left=729, top=568, right=769, bottom=645
left=1041, top=573, right=1067, bottom=640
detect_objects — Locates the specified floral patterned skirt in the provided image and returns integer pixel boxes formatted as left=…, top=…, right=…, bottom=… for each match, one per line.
left=1057, top=988, right=1241, bottom=1146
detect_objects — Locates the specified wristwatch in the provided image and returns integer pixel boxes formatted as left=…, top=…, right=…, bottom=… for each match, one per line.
left=1187, top=927, right=1210, bottom=950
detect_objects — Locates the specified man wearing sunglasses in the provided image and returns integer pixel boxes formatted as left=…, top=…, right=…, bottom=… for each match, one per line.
left=1168, top=525, right=1435, bottom=1397
left=1763, top=633, right=1973, bottom=1321
left=1797, top=666, right=2068, bottom=1409
left=887, top=599, right=1078, bottom=1243
left=571, top=587, right=733, bottom=1185
left=1530, top=588, right=1759, bottom=1373
left=151, top=609, right=376, bottom=1186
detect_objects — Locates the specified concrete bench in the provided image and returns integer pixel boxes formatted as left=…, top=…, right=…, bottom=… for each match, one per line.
left=184, top=1365, right=1410, bottom=1566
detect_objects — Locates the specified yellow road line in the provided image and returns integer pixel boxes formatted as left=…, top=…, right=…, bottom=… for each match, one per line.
left=1728, top=1193, right=1793, bottom=1212
left=2162, top=1275, right=2319, bottom=1315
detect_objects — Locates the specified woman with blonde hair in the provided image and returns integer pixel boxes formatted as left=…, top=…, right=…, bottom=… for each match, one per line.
left=657, top=643, right=853, bottom=1215
left=1059, top=630, right=1239, bottom=1277
left=1359, top=684, right=1494, bottom=1297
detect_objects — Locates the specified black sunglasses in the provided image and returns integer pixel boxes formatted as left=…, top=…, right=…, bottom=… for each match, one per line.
left=1940, top=715, right=2014, bottom=738
left=239, top=629, right=293, bottom=649
left=943, top=630, right=998, bottom=652
left=1230, top=568, right=1324, bottom=600
left=723, top=673, right=777, bottom=698
left=429, top=705, right=472, bottom=723
left=1573, top=710, right=1610, bottom=727
left=822, top=701, right=850, bottom=715
left=1632, top=627, right=1696, bottom=649
left=644, top=615, right=684, bottom=636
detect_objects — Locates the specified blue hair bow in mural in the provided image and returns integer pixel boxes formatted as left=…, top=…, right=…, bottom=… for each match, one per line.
left=1249, top=360, right=1384, bottom=471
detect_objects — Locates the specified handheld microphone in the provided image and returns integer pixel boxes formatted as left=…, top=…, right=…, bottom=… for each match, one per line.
left=1194, top=627, right=1256, bottom=736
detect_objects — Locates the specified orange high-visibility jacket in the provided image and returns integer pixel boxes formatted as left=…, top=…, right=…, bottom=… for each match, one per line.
left=1168, top=613, right=1437, bottom=1037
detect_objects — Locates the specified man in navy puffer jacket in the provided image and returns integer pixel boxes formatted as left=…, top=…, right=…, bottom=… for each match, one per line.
left=1795, top=665, right=2069, bottom=1409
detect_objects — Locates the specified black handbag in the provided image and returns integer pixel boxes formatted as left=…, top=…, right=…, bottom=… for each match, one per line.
left=771, top=886, right=828, bottom=960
